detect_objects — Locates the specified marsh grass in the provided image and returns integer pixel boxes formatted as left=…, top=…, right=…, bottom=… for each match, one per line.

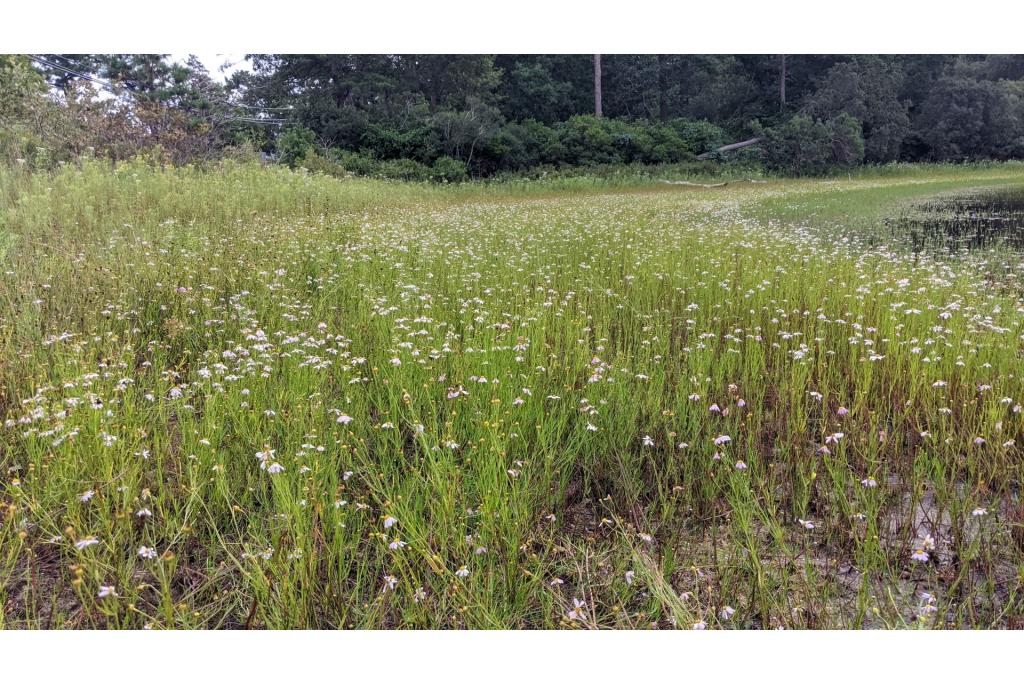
left=1, top=159, right=1023, bottom=628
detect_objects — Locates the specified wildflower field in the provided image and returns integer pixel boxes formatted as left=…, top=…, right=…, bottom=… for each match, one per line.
left=3, top=160, right=1024, bottom=629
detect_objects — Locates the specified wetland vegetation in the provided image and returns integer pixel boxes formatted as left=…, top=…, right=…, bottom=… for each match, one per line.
left=2, top=160, right=1024, bottom=628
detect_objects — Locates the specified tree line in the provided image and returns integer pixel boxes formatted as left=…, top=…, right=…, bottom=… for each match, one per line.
left=3, top=54, right=1024, bottom=177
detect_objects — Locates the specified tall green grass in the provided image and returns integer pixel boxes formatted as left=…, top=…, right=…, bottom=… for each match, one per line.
left=1, top=158, right=1023, bottom=628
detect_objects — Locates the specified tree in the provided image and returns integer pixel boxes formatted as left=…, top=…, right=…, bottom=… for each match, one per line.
left=403, top=55, right=501, bottom=112
left=916, top=76, right=1024, bottom=160
left=32, top=54, right=103, bottom=92
left=494, top=55, right=591, bottom=124
left=779, top=54, right=787, bottom=107
left=276, top=125, right=316, bottom=167
left=0, top=55, right=47, bottom=121
left=601, top=55, right=661, bottom=119
left=804, top=57, right=910, bottom=163
left=762, top=113, right=864, bottom=175
left=657, top=55, right=670, bottom=122
left=430, top=97, right=503, bottom=168
left=15, top=52, right=1024, bottom=177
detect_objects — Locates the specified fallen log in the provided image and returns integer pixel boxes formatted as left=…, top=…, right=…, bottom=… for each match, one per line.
left=697, top=136, right=763, bottom=160
left=660, top=180, right=729, bottom=188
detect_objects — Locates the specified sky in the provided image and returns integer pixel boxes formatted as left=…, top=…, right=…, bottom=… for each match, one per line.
left=169, top=53, right=250, bottom=81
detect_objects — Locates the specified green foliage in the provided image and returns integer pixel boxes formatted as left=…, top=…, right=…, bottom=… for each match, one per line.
left=495, top=56, right=589, bottom=124
left=0, top=55, right=47, bottom=120
left=333, top=149, right=381, bottom=176
left=376, top=157, right=433, bottom=182
left=555, top=115, right=620, bottom=165
left=298, top=149, right=350, bottom=178
left=916, top=76, right=1024, bottom=160
left=276, top=126, right=317, bottom=168
left=667, top=118, right=728, bottom=155
left=829, top=112, right=867, bottom=166
left=805, top=57, right=910, bottom=163
left=547, top=116, right=698, bottom=167
left=430, top=156, right=469, bottom=183
left=641, top=124, right=692, bottom=163
left=762, top=114, right=865, bottom=175
left=4, top=160, right=1024, bottom=628
left=10, top=54, right=1024, bottom=180
left=359, top=123, right=440, bottom=163
left=478, top=119, right=559, bottom=172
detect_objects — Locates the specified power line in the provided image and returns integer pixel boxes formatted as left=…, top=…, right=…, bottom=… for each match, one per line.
left=31, top=55, right=121, bottom=95
left=225, top=117, right=290, bottom=124
left=47, top=53, right=295, bottom=112
left=230, top=102, right=295, bottom=111
left=29, top=54, right=291, bottom=126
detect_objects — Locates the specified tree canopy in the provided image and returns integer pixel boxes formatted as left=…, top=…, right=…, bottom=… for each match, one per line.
left=5, top=54, right=1024, bottom=176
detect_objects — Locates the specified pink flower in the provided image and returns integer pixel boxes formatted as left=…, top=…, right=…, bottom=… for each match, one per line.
left=567, top=598, right=587, bottom=621
left=824, top=432, right=844, bottom=445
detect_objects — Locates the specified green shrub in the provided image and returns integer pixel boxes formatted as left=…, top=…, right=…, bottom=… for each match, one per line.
left=551, top=117, right=700, bottom=166
left=332, top=150, right=380, bottom=176
left=479, top=119, right=561, bottom=173
left=376, top=157, right=432, bottom=182
left=556, top=115, right=621, bottom=165
left=431, top=156, right=469, bottom=183
left=642, top=124, right=693, bottom=163
left=276, top=126, right=317, bottom=168
left=916, top=76, right=1024, bottom=160
left=220, top=140, right=264, bottom=164
left=359, top=123, right=440, bottom=163
left=668, top=119, right=729, bottom=155
left=762, top=114, right=864, bottom=175
left=298, top=150, right=350, bottom=178
left=829, top=113, right=867, bottom=167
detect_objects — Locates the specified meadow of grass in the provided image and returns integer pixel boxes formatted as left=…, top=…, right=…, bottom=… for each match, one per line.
left=2, top=159, right=1023, bottom=629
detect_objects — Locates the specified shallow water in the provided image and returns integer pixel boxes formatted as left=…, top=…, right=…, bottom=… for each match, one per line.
left=891, top=185, right=1024, bottom=253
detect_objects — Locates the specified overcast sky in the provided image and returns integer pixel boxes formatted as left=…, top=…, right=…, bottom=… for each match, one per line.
left=169, top=53, right=250, bottom=81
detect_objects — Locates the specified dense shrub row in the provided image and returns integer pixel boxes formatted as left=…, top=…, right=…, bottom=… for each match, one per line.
left=279, top=115, right=731, bottom=181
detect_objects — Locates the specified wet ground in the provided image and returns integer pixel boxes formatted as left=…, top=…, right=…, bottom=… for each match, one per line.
left=890, top=185, right=1024, bottom=253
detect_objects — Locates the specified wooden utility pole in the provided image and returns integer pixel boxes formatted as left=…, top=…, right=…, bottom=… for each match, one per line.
left=593, top=54, right=603, bottom=117
left=779, top=54, right=787, bottom=108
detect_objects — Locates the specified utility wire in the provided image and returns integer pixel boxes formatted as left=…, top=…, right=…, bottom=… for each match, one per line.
left=30, top=54, right=293, bottom=124
left=49, top=53, right=295, bottom=112
left=38, top=54, right=292, bottom=113
left=31, top=55, right=122, bottom=94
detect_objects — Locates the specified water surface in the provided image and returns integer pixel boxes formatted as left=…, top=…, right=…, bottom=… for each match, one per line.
left=891, top=185, right=1024, bottom=253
